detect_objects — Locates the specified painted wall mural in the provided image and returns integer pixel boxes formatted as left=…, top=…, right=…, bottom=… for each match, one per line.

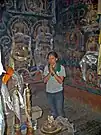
left=58, top=0, right=101, bottom=95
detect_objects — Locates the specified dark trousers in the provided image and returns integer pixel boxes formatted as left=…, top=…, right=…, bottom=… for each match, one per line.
left=46, top=90, right=65, bottom=118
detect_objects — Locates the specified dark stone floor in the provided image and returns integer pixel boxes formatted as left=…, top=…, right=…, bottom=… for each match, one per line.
left=31, top=83, right=101, bottom=135
left=6, top=82, right=101, bottom=135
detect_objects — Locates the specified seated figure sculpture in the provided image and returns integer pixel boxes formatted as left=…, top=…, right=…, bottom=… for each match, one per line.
left=35, top=19, right=53, bottom=50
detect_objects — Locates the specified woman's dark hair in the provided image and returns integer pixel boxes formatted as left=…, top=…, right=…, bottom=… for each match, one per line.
left=47, top=51, right=58, bottom=59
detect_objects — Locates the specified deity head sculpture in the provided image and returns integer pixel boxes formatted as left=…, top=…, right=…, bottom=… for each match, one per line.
left=9, top=33, right=35, bottom=70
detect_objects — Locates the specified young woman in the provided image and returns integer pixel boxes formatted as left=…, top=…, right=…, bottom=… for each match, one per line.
left=43, top=51, right=66, bottom=118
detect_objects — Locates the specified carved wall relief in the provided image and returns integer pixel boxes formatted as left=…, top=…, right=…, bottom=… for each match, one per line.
left=8, top=17, right=29, bottom=36
left=16, top=0, right=26, bottom=11
left=5, top=0, right=26, bottom=11
left=25, top=0, right=45, bottom=13
left=5, top=0, right=53, bottom=15
left=5, top=0, right=13, bottom=9
left=9, top=33, right=35, bottom=70
left=0, top=0, right=55, bottom=73
left=18, top=0, right=47, bottom=13
left=32, top=19, right=54, bottom=66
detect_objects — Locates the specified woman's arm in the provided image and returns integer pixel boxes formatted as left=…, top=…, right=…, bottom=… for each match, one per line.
left=43, top=72, right=51, bottom=84
left=51, top=65, right=66, bottom=84
left=52, top=72, right=64, bottom=84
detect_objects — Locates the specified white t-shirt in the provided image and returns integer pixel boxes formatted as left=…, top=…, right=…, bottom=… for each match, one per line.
left=43, top=65, right=66, bottom=93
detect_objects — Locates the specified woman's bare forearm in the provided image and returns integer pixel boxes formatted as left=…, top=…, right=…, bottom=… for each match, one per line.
left=53, top=72, right=63, bottom=84
left=43, top=73, right=51, bottom=83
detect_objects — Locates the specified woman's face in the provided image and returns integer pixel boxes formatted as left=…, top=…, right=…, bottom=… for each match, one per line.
left=48, top=55, right=57, bottom=65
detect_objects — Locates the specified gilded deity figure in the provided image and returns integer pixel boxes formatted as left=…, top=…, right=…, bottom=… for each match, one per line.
left=81, top=4, right=97, bottom=26
left=85, top=4, right=97, bottom=25
left=86, top=36, right=98, bottom=52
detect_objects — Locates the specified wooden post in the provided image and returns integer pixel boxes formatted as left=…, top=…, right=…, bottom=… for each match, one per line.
left=25, top=83, right=33, bottom=135
left=14, top=117, right=21, bottom=135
